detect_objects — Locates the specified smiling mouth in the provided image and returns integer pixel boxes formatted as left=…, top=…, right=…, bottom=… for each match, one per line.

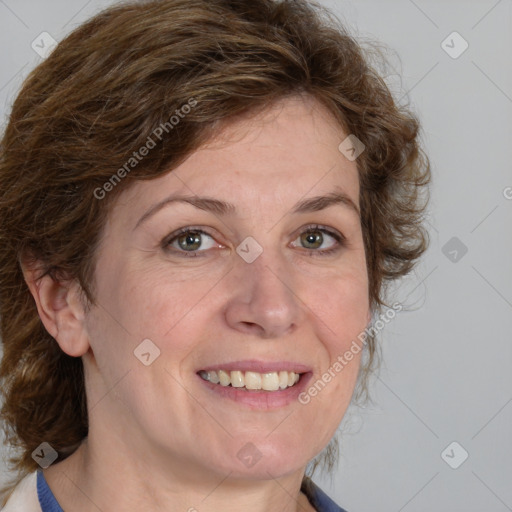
left=198, top=370, right=302, bottom=391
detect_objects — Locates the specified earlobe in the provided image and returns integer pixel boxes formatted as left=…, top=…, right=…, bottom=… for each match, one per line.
left=21, top=263, right=90, bottom=357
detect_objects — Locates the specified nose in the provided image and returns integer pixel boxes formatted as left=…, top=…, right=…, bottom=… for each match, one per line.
left=223, top=250, right=303, bottom=339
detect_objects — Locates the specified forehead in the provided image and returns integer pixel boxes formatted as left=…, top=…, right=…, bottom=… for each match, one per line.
left=113, top=95, right=359, bottom=222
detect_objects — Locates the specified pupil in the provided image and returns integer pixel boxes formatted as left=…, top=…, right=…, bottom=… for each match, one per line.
left=179, top=232, right=201, bottom=251
left=303, top=231, right=322, bottom=248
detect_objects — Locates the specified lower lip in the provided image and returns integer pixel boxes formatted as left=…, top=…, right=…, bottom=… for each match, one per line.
left=197, top=373, right=313, bottom=409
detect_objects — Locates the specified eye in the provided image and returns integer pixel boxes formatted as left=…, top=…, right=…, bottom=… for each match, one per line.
left=291, top=225, right=345, bottom=256
left=162, top=224, right=346, bottom=258
left=163, top=227, right=220, bottom=256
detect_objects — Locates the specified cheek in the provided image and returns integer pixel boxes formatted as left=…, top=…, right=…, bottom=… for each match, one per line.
left=308, top=269, right=369, bottom=342
left=130, top=276, right=217, bottom=341
left=95, top=256, right=214, bottom=338
left=300, top=268, right=368, bottom=404
left=297, top=278, right=364, bottom=434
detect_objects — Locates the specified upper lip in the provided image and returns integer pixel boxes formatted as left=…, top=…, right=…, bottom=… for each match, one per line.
left=198, top=360, right=312, bottom=374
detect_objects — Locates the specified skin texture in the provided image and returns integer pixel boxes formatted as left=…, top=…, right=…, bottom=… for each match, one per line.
left=24, top=95, right=370, bottom=512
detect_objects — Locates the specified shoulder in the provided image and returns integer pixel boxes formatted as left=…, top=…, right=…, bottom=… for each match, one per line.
left=1, top=471, right=41, bottom=512
left=301, top=476, right=349, bottom=512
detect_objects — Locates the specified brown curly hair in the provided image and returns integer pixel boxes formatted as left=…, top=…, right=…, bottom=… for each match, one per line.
left=0, top=0, right=430, bottom=501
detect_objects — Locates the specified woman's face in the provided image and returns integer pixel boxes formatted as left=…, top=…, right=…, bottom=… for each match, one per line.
left=83, top=95, right=370, bottom=480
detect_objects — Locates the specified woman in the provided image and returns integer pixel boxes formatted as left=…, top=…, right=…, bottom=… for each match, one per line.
left=0, top=0, right=430, bottom=510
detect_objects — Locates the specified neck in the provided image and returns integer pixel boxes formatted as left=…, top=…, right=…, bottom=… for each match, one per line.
left=43, top=435, right=315, bottom=512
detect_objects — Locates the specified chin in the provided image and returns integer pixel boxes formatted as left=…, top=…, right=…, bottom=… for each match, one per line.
left=211, top=435, right=321, bottom=480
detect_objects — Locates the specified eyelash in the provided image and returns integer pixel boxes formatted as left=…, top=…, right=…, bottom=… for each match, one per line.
left=162, top=224, right=346, bottom=258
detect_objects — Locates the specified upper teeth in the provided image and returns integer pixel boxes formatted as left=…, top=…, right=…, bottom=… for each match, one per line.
left=199, top=370, right=301, bottom=391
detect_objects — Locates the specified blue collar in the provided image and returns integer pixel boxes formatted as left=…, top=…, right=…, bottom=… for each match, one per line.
left=37, top=470, right=64, bottom=512
left=302, top=476, right=348, bottom=512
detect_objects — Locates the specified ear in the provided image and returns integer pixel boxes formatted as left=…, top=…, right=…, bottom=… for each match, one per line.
left=21, top=263, right=90, bottom=357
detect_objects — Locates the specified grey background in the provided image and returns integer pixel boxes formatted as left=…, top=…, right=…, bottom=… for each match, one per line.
left=0, top=0, right=511, bottom=510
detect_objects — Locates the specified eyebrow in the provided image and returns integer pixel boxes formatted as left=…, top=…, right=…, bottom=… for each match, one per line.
left=135, top=188, right=360, bottom=230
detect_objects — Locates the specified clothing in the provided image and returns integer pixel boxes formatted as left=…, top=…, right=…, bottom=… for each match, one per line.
left=37, top=470, right=63, bottom=512
left=302, top=477, right=348, bottom=512
left=2, top=470, right=347, bottom=512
